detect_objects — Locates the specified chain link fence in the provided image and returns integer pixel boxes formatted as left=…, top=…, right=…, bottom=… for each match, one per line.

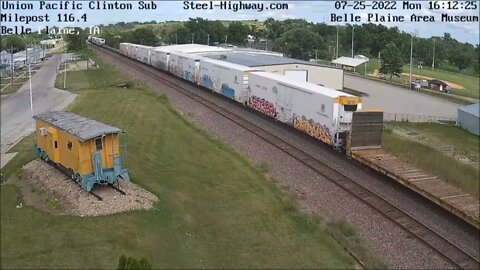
left=383, top=112, right=457, bottom=124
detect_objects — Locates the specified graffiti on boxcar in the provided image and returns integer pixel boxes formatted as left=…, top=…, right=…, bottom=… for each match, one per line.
left=221, top=84, right=235, bottom=100
left=248, top=96, right=276, bottom=118
left=201, top=74, right=214, bottom=90
left=183, top=71, right=193, bottom=82
left=292, top=114, right=332, bottom=145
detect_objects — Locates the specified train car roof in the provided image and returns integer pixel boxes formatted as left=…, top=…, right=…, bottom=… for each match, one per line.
left=205, top=51, right=340, bottom=70
left=168, top=51, right=209, bottom=61
left=33, top=111, right=122, bottom=142
left=200, top=57, right=263, bottom=72
left=250, top=71, right=355, bottom=99
left=154, top=44, right=232, bottom=54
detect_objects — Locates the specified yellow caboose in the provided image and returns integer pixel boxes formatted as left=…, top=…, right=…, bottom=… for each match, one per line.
left=33, top=111, right=130, bottom=192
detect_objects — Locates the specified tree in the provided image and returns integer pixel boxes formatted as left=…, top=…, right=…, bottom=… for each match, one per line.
left=128, top=27, right=159, bottom=46
left=64, top=28, right=88, bottom=51
left=274, top=28, right=323, bottom=60
left=117, top=255, right=152, bottom=270
left=451, top=51, right=472, bottom=72
left=3, top=36, right=26, bottom=52
left=227, top=21, right=250, bottom=45
left=379, top=42, right=403, bottom=79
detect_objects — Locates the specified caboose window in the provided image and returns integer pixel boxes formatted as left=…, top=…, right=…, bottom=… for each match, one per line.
left=67, top=141, right=72, bottom=150
left=344, top=105, right=358, bottom=112
left=95, top=138, right=103, bottom=151
left=54, top=141, right=58, bottom=149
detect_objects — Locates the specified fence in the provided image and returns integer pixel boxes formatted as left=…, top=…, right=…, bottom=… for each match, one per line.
left=383, top=112, right=457, bottom=124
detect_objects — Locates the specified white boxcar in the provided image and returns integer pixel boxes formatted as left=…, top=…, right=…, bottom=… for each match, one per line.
left=132, top=44, right=152, bottom=65
left=120, top=43, right=132, bottom=57
left=247, top=71, right=362, bottom=148
left=150, top=48, right=170, bottom=71
left=198, top=58, right=262, bottom=102
left=168, top=52, right=203, bottom=83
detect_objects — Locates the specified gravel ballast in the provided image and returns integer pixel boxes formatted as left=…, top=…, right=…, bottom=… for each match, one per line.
left=21, top=160, right=158, bottom=217
left=97, top=50, right=479, bottom=269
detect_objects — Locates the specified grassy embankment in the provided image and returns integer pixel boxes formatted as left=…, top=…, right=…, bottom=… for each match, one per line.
left=383, top=122, right=479, bottom=198
left=1, top=49, right=386, bottom=269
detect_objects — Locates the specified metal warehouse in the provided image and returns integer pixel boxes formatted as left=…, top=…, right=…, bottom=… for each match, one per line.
left=457, top=103, right=479, bottom=136
left=205, top=51, right=344, bottom=90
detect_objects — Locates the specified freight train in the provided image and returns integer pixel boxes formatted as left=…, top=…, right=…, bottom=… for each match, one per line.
left=90, top=41, right=480, bottom=230
left=118, top=42, right=362, bottom=150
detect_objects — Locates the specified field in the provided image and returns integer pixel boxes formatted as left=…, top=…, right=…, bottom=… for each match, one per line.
left=383, top=122, right=479, bottom=198
left=364, top=59, right=479, bottom=100
left=1, top=49, right=385, bottom=269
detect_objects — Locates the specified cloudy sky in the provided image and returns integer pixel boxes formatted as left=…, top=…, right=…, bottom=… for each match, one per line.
left=3, top=0, right=479, bottom=44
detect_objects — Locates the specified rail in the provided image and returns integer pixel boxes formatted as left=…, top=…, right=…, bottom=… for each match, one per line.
left=91, top=43, right=479, bottom=269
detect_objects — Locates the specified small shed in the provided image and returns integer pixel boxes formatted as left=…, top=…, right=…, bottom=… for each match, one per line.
left=33, top=111, right=130, bottom=192
left=427, top=79, right=450, bottom=92
left=331, top=56, right=369, bottom=75
left=457, top=103, right=480, bottom=136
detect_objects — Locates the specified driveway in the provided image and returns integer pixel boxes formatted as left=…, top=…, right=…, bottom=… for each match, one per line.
left=345, top=75, right=460, bottom=120
left=1, top=54, right=77, bottom=166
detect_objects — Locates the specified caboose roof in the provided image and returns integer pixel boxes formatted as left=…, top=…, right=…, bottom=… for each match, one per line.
left=33, top=111, right=122, bottom=142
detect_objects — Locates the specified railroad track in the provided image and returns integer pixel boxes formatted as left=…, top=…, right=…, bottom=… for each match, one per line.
left=93, top=44, right=479, bottom=269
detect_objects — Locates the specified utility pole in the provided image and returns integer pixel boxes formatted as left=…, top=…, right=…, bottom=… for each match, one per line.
left=351, top=25, right=354, bottom=58
left=10, top=46, right=14, bottom=85
left=432, top=39, right=436, bottom=70
left=207, top=34, right=210, bottom=46
left=336, top=25, right=339, bottom=59
left=175, top=33, right=178, bottom=44
left=191, top=33, right=194, bottom=44
left=63, top=46, right=67, bottom=89
left=265, top=39, right=268, bottom=51
left=224, top=36, right=228, bottom=49
left=409, top=34, right=414, bottom=87
left=28, top=62, right=33, bottom=112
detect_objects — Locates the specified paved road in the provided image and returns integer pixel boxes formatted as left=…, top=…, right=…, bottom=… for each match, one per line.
left=345, top=75, right=460, bottom=120
left=1, top=54, right=77, bottom=157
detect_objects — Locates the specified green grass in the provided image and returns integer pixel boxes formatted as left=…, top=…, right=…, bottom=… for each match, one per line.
left=363, top=59, right=479, bottom=100
left=382, top=126, right=479, bottom=198
left=0, top=135, right=37, bottom=183
left=1, top=49, right=384, bottom=269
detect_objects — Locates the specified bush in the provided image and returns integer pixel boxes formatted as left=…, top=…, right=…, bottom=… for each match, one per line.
left=117, top=254, right=152, bottom=270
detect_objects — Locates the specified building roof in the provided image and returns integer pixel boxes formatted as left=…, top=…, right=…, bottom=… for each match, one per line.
left=205, top=51, right=328, bottom=68
left=331, top=56, right=368, bottom=67
left=33, top=111, right=122, bottom=142
left=200, top=57, right=263, bottom=71
left=428, top=79, right=449, bottom=86
left=251, top=71, right=355, bottom=99
left=155, top=44, right=232, bottom=54
left=458, top=103, right=479, bottom=117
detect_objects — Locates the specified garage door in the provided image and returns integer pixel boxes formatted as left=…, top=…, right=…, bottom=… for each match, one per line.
left=285, top=70, right=307, bottom=82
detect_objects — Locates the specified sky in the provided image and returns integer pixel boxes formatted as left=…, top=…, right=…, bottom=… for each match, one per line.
left=2, top=0, right=479, bottom=45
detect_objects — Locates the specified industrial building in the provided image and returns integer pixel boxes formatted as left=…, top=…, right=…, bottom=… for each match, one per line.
left=204, top=51, right=344, bottom=90
left=457, top=103, right=479, bottom=136
left=151, top=44, right=344, bottom=90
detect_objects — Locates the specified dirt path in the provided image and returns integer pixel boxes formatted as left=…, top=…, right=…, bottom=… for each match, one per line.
left=400, top=73, right=465, bottom=89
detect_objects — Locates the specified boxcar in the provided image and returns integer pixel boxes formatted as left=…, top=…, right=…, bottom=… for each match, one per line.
left=33, top=111, right=130, bottom=192
left=168, top=52, right=203, bottom=83
left=120, top=43, right=133, bottom=57
left=133, top=44, right=153, bottom=65
left=247, top=71, right=362, bottom=149
left=198, top=58, right=263, bottom=102
left=150, top=48, right=170, bottom=71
